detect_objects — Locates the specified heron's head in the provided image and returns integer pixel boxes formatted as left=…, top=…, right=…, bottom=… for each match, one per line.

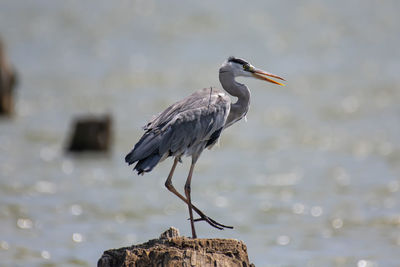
left=220, top=56, right=285, bottom=86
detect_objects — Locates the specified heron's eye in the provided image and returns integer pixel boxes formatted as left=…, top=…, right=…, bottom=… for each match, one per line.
left=243, top=64, right=250, bottom=71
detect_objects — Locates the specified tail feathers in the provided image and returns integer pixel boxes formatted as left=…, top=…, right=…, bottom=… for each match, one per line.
left=126, top=129, right=170, bottom=174
left=134, top=154, right=161, bottom=175
left=125, top=132, right=162, bottom=165
left=125, top=150, right=137, bottom=165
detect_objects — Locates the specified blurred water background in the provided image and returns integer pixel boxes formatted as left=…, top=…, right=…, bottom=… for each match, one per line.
left=1, top=1, right=400, bottom=266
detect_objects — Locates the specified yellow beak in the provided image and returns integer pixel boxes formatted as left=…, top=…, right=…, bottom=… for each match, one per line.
left=252, top=69, right=285, bottom=86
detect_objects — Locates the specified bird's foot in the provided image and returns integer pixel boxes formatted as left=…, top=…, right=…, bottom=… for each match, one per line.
left=192, top=215, right=233, bottom=230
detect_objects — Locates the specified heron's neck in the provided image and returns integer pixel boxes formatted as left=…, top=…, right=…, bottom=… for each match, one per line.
left=219, top=71, right=250, bottom=128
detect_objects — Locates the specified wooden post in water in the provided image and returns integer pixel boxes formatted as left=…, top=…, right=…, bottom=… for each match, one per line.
left=67, top=114, right=113, bottom=152
left=0, top=37, right=17, bottom=116
left=98, top=227, right=255, bottom=267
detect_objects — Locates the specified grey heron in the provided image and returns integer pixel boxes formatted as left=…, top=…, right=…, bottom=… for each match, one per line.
left=125, top=56, right=285, bottom=238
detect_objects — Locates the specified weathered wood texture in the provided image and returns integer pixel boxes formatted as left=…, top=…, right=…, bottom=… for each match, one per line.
left=98, top=227, right=255, bottom=267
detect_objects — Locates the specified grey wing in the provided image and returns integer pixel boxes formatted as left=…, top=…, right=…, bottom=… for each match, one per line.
left=125, top=88, right=231, bottom=174
left=144, top=88, right=220, bottom=130
left=160, top=90, right=230, bottom=156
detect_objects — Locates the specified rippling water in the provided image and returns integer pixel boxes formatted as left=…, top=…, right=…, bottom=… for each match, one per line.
left=1, top=1, right=400, bottom=266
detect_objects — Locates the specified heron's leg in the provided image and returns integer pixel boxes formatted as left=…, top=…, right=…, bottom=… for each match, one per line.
left=184, top=161, right=197, bottom=238
left=164, top=158, right=233, bottom=230
left=165, top=157, right=180, bottom=189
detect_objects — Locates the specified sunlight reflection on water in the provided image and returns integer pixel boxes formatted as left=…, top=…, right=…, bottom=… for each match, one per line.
left=0, top=0, right=400, bottom=266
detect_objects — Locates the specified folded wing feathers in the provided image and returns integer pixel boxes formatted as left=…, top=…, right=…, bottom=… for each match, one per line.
left=125, top=88, right=230, bottom=174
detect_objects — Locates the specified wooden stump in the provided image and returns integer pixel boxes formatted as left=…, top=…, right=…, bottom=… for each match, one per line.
left=98, top=227, right=255, bottom=267
left=67, top=114, right=113, bottom=152
left=0, top=37, right=17, bottom=116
